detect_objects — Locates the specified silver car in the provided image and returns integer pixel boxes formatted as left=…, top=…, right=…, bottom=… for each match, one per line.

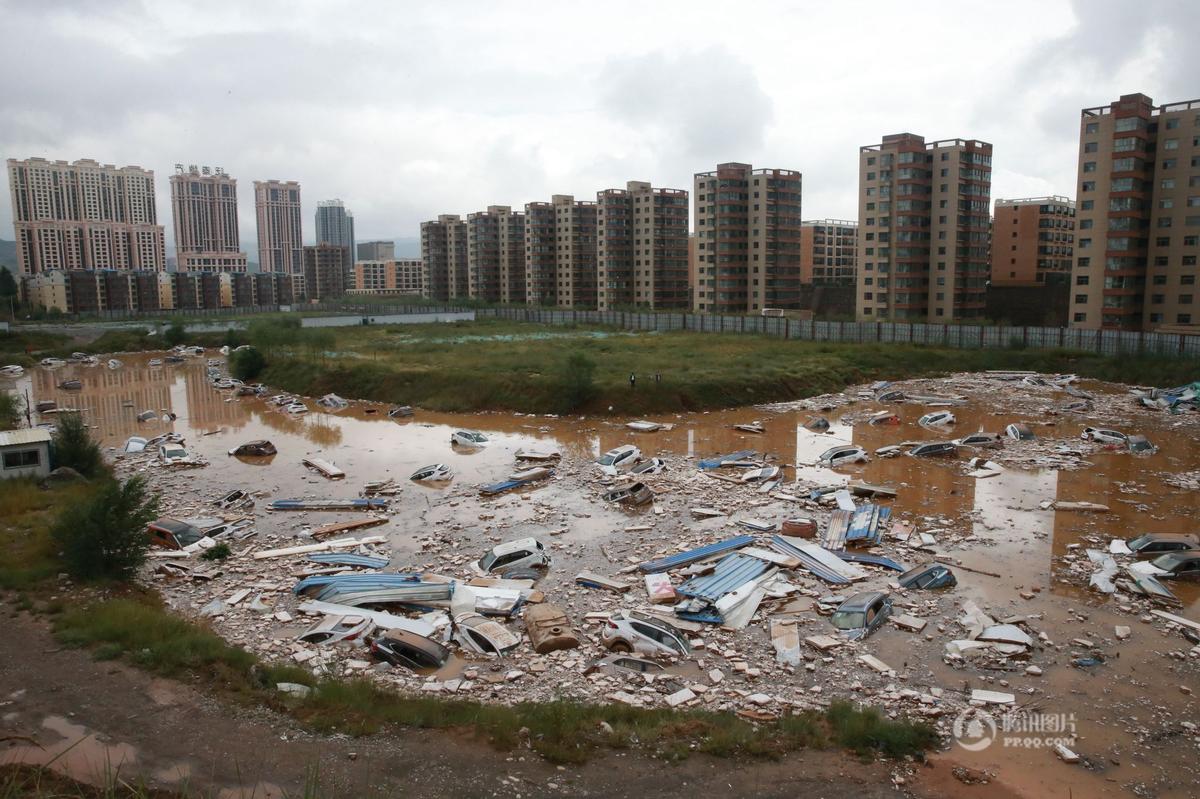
left=600, top=611, right=690, bottom=658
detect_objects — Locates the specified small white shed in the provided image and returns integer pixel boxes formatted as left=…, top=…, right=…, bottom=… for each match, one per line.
left=0, top=428, right=53, bottom=479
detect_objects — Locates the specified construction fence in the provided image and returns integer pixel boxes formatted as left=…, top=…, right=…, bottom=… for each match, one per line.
left=476, top=307, right=1200, bottom=358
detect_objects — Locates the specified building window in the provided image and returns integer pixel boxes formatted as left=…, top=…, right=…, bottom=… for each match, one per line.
left=1078, top=257, right=1090, bottom=267
left=1178, top=314, right=1192, bottom=324
left=1081, top=181, right=1095, bottom=192
left=1085, top=122, right=1099, bottom=134
left=1181, top=295, right=1194, bottom=305
left=1184, top=275, right=1197, bottom=285
left=1163, top=139, right=1179, bottom=150
left=1156, top=237, right=1171, bottom=246
left=1074, top=312, right=1087, bottom=322
left=1083, top=161, right=1097, bottom=172
left=1153, top=275, right=1167, bottom=285
left=1151, top=294, right=1164, bottom=304
left=2, top=449, right=40, bottom=469
left=1161, top=199, right=1175, bottom=209
left=1076, top=275, right=1089, bottom=285
left=1079, top=238, right=1091, bottom=248
left=1081, top=200, right=1094, bottom=210
left=1075, top=294, right=1089, bottom=304
left=1162, top=178, right=1176, bottom=190
left=1158, top=218, right=1173, bottom=228
left=1084, top=142, right=1098, bottom=153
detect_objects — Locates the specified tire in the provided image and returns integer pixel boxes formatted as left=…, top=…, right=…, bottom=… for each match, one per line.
left=607, top=641, right=632, bottom=654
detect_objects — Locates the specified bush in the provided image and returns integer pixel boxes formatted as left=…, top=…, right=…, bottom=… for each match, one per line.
left=200, top=542, right=231, bottom=561
left=0, top=390, right=22, bottom=428
left=162, top=322, right=187, bottom=347
left=229, top=347, right=267, bottom=381
left=560, top=351, right=596, bottom=411
left=51, top=412, right=104, bottom=477
left=51, top=475, right=160, bottom=581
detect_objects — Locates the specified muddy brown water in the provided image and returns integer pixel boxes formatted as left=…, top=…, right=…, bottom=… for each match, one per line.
left=9, top=355, right=1200, bottom=798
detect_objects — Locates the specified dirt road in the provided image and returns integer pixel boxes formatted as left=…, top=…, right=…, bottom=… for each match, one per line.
left=1, top=607, right=918, bottom=798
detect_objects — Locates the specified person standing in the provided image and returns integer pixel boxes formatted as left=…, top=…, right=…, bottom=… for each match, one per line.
left=629, top=373, right=636, bottom=389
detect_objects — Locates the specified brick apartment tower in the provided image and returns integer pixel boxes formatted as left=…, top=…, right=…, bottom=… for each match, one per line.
left=301, top=243, right=349, bottom=301
left=7, top=157, right=166, bottom=274
left=467, top=205, right=525, bottom=303
left=990, top=197, right=1074, bottom=286
left=169, top=165, right=248, bottom=273
left=420, top=214, right=467, bottom=302
left=800, top=220, right=858, bottom=285
left=1069, top=93, right=1200, bottom=331
left=523, top=195, right=598, bottom=309
left=254, top=180, right=303, bottom=274
left=855, top=134, right=992, bottom=321
left=596, top=181, right=690, bottom=310
left=692, top=163, right=803, bottom=313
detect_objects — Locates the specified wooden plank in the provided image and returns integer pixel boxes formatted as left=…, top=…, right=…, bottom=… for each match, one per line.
left=742, top=547, right=801, bottom=569
left=311, top=517, right=387, bottom=540
left=252, top=535, right=387, bottom=560
left=1150, top=609, right=1200, bottom=633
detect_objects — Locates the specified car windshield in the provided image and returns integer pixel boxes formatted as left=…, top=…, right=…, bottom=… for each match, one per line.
left=1129, top=535, right=1154, bottom=550
left=820, top=447, right=849, bottom=460
left=899, top=564, right=930, bottom=583
left=598, top=453, right=618, bottom=466
left=164, top=448, right=186, bottom=458
left=830, top=610, right=865, bottom=630
left=1152, top=554, right=1185, bottom=570
left=477, top=552, right=497, bottom=571
left=173, top=527, right=203, bottom=546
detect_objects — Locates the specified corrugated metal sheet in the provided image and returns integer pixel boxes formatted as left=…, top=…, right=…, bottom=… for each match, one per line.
left=823, top=510, right=853, bottom=549
left=769, top=536, right=851, bottom=584
left=0, top=428, right=52, bottom=447
left=846, top=504, right=890, bottom=545
left=294, top=573, right=421, bottom=595
left=697, top=450, right=757, bottom=470
left=676, top=554, right=770, bottom=604
left=306, top=553, right=389, bottom=569
left=834, top=551, right=906, bottom=572
left=639, top=535, right=756, bottom=573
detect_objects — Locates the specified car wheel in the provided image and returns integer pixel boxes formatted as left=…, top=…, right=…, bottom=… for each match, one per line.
left=608, top=641, right=632, bottom=654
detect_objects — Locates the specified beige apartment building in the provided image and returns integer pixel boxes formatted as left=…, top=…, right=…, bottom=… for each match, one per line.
left=855, top=134, right=992, bottom=321
left=7, top=157, right=166, bottom=274
left=301, top=243, right=348, bottom=301
left=596, top=181, right=689, bottom=310
left=349, top=259, right=425, bottom=296
left=420, top=214, right=467, bottom=302
left=1069, top=93, right=1200, bottom=330
left=169, top=164, right=248, bottom=273
left=693, top=163, right=803, bottom=314
left=522, top=195, right=598, bottom=308
left=357, top=240, right=395, bottom=261
left=467, top=205, right=525, bottom=303
left=254, top=179, right=303, bottom=274
left=991, top=197, right=1074, bottom=286
left=800, top=219, right=857, bottom=285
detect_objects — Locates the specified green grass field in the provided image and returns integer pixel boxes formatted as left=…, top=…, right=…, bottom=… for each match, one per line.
left=255, top=318, right=1200, bottom=414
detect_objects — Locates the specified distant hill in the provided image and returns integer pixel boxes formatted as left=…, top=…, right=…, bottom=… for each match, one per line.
left=0, top=239, right=15, bottom=270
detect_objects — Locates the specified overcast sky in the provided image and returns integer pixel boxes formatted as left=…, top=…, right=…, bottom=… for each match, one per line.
left=3, top=0, right=1198, bottom=259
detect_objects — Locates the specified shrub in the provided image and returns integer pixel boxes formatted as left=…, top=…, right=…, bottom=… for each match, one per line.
left=0, top=390, right=22, bottom=428
left=229, top=347, right=266, bottom=381
left=51, top=475, right=160, bottom=581
left=162, top=322, right=187, bottom=347
left=560, top=350, right=596, bottom=411
left=51, top=412, right=104, bottom=477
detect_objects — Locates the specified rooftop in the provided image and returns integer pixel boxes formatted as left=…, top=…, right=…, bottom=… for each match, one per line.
left=0, top=428, right=52, bottom=447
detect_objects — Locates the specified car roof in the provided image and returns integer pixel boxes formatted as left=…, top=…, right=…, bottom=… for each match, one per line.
left=1159, top=551, right=1200, bottom=562
left=488, top=537, right=542, bottom=557
left=605, top=444, right=637, bottom=455
left=1136, top=533, right=1199, bottom=544
left=838, top=591, right=887, bottom=610
left=150, top=517, right=199, bottom=534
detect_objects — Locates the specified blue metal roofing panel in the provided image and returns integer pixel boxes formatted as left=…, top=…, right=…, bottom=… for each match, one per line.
left=638, top=535, right=756, bottom=573
left=676, top=554, right=770, bottom=604
left=294, top=573, right=422, bottom=595
left=846, top=504, right=890, bottom=545
left=834, top=551, right=906, bottom=572
left=697, top=450, right=757, bottom=470
left=306, top=553, right=389, bottom=569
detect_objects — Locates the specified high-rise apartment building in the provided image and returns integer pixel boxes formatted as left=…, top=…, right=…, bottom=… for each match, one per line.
left=357, top=240, right=395, bottom=261
left=693, top=163, right=803, bottom=313
left=7, top=157, right=166, bottom=274
left=168, top=164, right=247, bottom=273
left=523, top=195, right=598, bottom=308
left=301, top=243, right=348, bottom=301
left=596, top=181, right=689, bottom=310
left=991, top=197, right=1074, bottom=286
left=420, top=214, right=467, bottom=302
left=800, top=220, right=858, bottom=285
left=1070, top=93, right=1200, bottom=330
left=467, top=205, right=525, bottom=303
left=349, top=259, right=424, bottom=296
left=254, top=180, right=303, bottom=274
left=315, top=199, right=355, bottom=257
left=855, top=134, right=992, bottom=320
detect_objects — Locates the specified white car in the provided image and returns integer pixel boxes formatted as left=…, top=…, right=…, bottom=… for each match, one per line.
left=597, top=444, right=641, bottom=476
left=1081, top=427, right=1127, bottom=445
left=817, top=445, right=869, bottom=468
left=473, top=537, right=551, bottom=575
left=1, top=365, right=25, bottom=377
left=451, top=430, right=489, bottom=447
left=918, top=411, right=956, bottom=427
left=158, top=444, right=190, bottom=465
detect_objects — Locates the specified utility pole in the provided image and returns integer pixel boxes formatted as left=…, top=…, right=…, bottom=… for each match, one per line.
left=24, top=388, right=31, bottom=426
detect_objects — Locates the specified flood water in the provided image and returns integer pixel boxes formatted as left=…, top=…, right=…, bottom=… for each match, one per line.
left=9, top=354, right=1200, bottom=798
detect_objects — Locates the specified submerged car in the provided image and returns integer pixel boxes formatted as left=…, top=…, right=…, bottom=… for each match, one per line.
left=908, top=441, right=958, bottom=458
left=918, top=411, right=956, bottom=427
left=830, top=591, right=893, bottom=641
left=451, top=430, right=489, bottom=447
left=296, top=614, right=375, bottom=645
left=1081, top=427, right=1128, bottom=445
left=228, top=439, right=278, bottom=457
left=597, top=444, right=641, bottom=476
left=955, top=432, right=1004, bottom=449
left=1126, top=533, right=1199, bottom=559
left=474, top=537, right=551, bottom=575
left=630, top=458, right=668, bottom=475
left=600, top=610, right=691, bottom=658
left=583, top=654, right=665, bottom=677
left=897, top=562, right=957, bottom=590
left=123, top=436, right=148, bottom=453
left=1126, top=435, right=1158, bottom=455
left=158, top=443, right=190, bottom=465
left=817, top=445, right=869, bottom=468
left=57, top=379, right=82, bottom=390
left=1006, top=423, right=1035, bottom=441
left=370, top=630, right=450, bottom=669
left=410, top=463, right=453, bottom=482
left=1147, top=551, right=1200, bottom=580
left=804, top=416, right=831, bottom=432
left=147, top=517, right=206, bottom=549
left=453, top=612, right=521, bottom=655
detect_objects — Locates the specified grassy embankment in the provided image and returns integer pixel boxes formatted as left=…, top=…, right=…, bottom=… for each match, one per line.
left=254, top=318, right=1200, bottom=415
left=1, top=477, right=936, bottom=768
